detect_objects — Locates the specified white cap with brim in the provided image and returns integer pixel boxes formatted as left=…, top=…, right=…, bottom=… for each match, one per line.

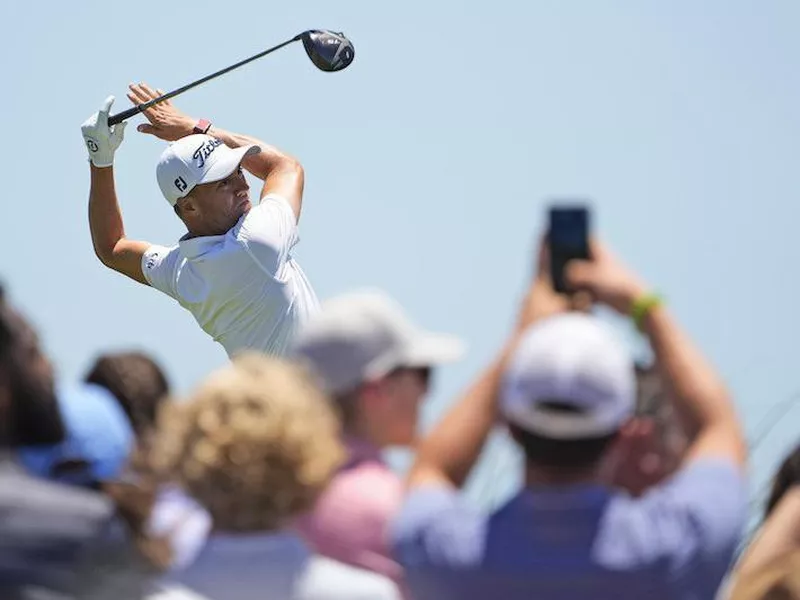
left=156, top=134, right=262, bottom=206
left=290, top=289, right=465, bottom=395
left=500, top=313, right=635, bottom=440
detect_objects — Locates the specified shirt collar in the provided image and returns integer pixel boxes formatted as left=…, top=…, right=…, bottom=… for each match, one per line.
left=178, top=233, right=226, bottom=260
left=515, top=482, right=613, bottom=510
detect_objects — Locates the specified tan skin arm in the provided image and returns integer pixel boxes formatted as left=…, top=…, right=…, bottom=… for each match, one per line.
left=566, top=241, right=747, bottom=471
left=88, top=164, right=151, bottom=285
left=127, top=83, right=305, bottom=221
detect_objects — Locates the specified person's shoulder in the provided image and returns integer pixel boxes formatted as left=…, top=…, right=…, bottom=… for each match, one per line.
left=0, top=462, right=112, bottom=517
left=298, top=555, right=402, bottom=600
left=0, top=463, right=115, bottom=553
left=238, top=194, right=297, bottom=235
left=330, top=462, right=403, bottom=507
left=636, top=457, right=746, bottom=508
left=391, top=485, right=487, bottom=567
left=599, top=458, right=747, bottom=564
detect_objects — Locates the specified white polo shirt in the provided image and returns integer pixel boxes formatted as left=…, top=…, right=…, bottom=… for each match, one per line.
left=141, top=194, right=319, bottom=357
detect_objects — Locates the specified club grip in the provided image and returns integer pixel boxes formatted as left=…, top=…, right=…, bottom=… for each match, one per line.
left=108, top=106, right=142, bottom=126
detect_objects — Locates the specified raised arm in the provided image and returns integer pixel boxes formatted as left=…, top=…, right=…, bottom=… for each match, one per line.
left=128, top=83, right=305, bottom=221
left=82, top=97, right=151, bottom=285
left=567, top=241, right=747, bottom=471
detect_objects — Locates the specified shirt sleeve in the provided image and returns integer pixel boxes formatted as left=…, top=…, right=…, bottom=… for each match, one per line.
left=389, top=485, right=486, bottom=569
left=644, top=459, right=747, bottom=590
left=236, top=194, right=299, bottom=277
left=141, top=244, right=180, bottom=299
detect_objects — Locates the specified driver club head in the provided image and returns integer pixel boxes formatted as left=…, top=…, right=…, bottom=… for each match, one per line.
left=301, top=30, right=355, bottom=72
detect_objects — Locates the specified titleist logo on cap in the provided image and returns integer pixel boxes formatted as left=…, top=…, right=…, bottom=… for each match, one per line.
left=193, top=138, right=224, bottom=168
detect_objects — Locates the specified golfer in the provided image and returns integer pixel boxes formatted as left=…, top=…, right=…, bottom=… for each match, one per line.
left=81, top=84, right=319, bottom=357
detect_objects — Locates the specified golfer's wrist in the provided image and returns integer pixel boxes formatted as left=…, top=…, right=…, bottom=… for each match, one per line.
left=192, top=118, right=212, bottom=136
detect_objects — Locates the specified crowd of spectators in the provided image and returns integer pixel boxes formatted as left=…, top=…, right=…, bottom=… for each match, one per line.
left=2, top=229, right=799, bottom=599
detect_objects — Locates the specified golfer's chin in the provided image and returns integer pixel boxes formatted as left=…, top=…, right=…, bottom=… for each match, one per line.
left=235, top=199, right=253, bottom=217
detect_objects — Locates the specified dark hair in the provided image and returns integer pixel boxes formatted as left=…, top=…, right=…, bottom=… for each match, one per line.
left=765, top=442, right=800, bottom=519
left=508, top=401, right=618, bottom=471
left=84, top=352, right=170, bottom=437
left=0, top=287, right=64, bottom=447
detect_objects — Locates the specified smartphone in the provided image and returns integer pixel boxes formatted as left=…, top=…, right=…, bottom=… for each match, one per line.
left=548, top=204, right=591, bottom=294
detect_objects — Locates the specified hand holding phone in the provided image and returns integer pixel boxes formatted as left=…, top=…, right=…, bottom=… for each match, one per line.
left=547, top=204, right=591, bottom=294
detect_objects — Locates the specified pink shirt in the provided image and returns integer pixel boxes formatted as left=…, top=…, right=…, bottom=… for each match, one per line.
left=294, top=439, right=404, bottom=583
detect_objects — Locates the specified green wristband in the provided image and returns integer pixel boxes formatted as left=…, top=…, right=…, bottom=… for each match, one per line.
left=631, top=293, right=663, bottom=330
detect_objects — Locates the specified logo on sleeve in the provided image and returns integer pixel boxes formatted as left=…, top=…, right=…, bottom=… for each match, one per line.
left=145, top=252, right=159, bottom=270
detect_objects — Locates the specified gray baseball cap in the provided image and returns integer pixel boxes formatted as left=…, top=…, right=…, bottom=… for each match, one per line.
left=290, top=289, right=466, bottom=395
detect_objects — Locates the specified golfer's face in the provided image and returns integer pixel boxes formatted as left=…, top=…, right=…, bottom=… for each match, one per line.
left=194, top=166, right=251, bottom=230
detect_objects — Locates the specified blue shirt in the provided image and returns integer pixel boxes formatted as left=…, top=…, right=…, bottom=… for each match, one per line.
left=391, top=459, right=746, bottom=600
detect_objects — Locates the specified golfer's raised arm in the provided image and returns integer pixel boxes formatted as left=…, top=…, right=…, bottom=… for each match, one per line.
left=82, top=97, right=150, bottom=286
left=128, top=82, right=305, bottom=222
left=207, top=127, right=304, bottom=221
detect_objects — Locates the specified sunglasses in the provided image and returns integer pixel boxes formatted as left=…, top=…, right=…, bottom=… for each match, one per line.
left=389, top=366, right=433, bottom=388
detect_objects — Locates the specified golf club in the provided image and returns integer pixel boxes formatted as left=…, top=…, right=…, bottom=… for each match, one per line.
left=108, top=29, right=354, bottom=126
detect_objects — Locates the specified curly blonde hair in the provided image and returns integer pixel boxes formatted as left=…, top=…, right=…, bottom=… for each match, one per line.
left=146, top=352, right=344, bottom=533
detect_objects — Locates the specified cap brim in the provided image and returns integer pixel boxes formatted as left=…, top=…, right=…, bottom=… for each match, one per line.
left=199, top=144, right=261, bottom=185
left=401, top=332, right=466, bottom=367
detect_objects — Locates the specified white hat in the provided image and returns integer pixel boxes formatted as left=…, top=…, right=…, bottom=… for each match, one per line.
left=290, top=289, right=466, bottom=395
left=156, top=134, right=261, bottom=206
left=499, top=313, right=635, bottom=440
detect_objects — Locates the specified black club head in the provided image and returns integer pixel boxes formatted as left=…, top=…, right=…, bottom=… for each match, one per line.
left=300, top=30, right=355, bottom=72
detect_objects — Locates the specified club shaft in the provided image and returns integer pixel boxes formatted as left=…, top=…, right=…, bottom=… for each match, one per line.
left=108, top=34, right=303, bottom=126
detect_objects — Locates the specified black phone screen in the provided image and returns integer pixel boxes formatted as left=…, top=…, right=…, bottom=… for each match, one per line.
left=548, top=206, right=590, bottom=294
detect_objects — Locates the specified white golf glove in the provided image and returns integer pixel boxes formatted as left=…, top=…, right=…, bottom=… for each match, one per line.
left=81, top=96, right=126, bottom=168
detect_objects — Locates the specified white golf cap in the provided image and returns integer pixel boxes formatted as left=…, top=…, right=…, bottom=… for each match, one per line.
left=500, top=313, right=635, bottom=440
left=290, top=289, right=466, bottom=395
left=156, top=134, right=261, bottom=206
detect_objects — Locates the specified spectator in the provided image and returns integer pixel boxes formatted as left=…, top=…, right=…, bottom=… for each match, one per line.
left=145, top=352, right=402, bottom=599
left=289, top=289, right=464, bottom=584
left=727, top=443, right=800, bottom=598
left=85, top=351, right=213, bottom=574
left=391, top=237, right=747, bottom=599
left=0, top=285, right=142, bottom=599
left=85, top=351, right=170, bottom=439
left=16, top=381, right=134, bottom=489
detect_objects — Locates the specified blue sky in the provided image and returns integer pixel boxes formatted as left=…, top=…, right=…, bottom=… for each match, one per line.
left=2, top=0, right=799, bottom=510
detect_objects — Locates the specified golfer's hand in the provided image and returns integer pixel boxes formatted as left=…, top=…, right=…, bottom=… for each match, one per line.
left=81, top=96, right=127, bottom=168
left=128, top=82, right=195, bottom=142
left=565, top=240, right=648, bottom=315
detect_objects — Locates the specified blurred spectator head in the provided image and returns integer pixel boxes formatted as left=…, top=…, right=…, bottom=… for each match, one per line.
left=499, top=313, right=635, bottom=477
left=765, top=442, right=800, bottom=520
left=0, top=284, right=64, bottom=447
left=16, top=382, right=134, bottom=488
left=291, top=289, right=464, bottom=447
left=84, top=350, right=170, bottom=438
left=608, top=362, right=689, bottom=495
left=147, top=352, right=345, bottom=532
